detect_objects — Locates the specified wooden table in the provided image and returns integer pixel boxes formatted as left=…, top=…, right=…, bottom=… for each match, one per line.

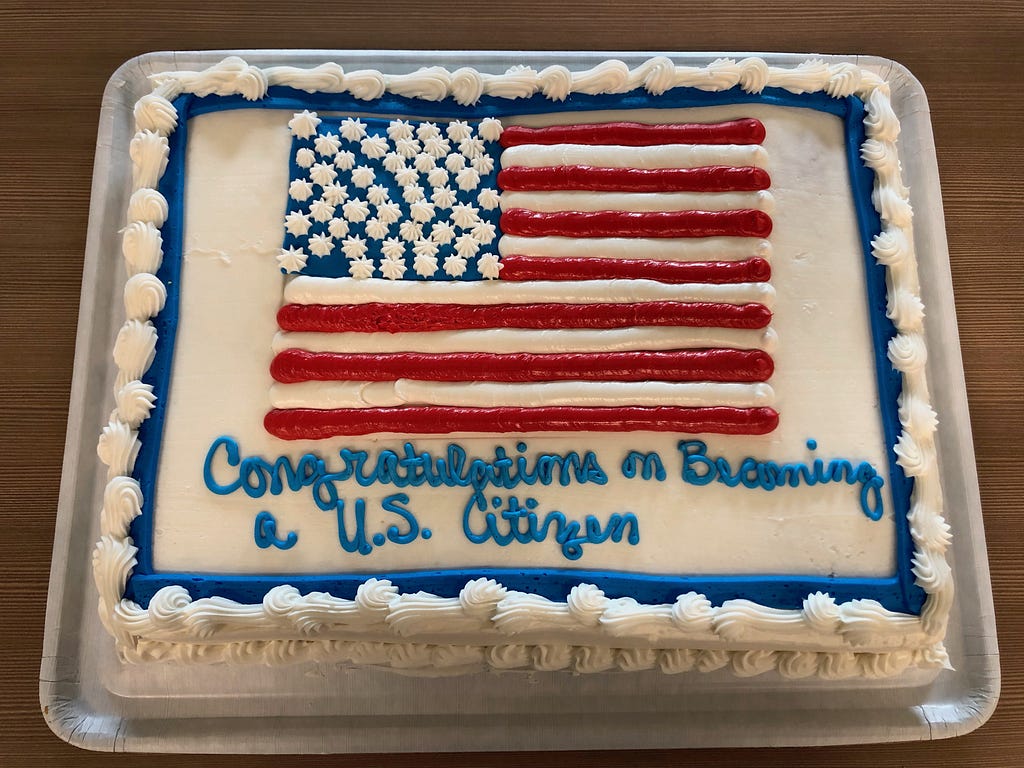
left=3, top=3, right=1021, bottom=764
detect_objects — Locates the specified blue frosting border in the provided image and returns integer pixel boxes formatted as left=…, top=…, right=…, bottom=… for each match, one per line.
left=124, top=84, right=923, bottom=614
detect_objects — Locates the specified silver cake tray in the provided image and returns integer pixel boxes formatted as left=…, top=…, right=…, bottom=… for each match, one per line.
left=40, top=50, right=999, bottom=752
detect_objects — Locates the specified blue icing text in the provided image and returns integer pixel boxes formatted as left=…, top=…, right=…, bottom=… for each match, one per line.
left=676, top=439, right=885, bottom=520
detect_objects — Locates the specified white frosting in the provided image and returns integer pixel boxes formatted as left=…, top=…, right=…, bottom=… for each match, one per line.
left=501, top=142, right=768, bottom=169
left=499, top=190, right=775, bottom=214
left=497, top=235, right=772, bottom=261
left=93, top=57, right=950, bottom=676
left=283, top=276, right=776, bottom=307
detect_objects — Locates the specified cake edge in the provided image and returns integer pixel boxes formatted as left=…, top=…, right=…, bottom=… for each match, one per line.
left=92, top=55, right=952, bottom=677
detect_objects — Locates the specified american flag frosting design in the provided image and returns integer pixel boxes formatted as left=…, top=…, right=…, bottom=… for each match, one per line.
left=267, top=110, right=778, bottom=439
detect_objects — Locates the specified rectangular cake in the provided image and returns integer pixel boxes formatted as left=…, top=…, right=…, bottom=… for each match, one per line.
left=93, top=55, right=952, bottom=677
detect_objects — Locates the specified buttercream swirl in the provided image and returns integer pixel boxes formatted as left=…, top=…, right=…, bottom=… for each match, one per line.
left=572, top=59, right=630, bottom=95
left=887, top=333, right=928, bottom=373
left=908, top=501, right=952, bottom=551
left=122, top=221, right=163, bottom=276
left=458, top=577, right=507, bottom=617
left=532, top=643, right=573, bottom=671
left=818, top=652, right=859, bottom=680
left=115, top=380, right=156, bottom=428
left=657, top=647, right=698, bottom=674
left=126, top=188, right=169, bottom=226
left=736, top=57, right=770, bottom=93
left=671, top=592, right=715, bottom=632
left=566, top=584, right=608, bottom=625
left=886, top=287, right=925, bottom=333
left=112, top=320, right=157, bottom=382
left=129, top=130, right=169, bottom=190
left=616, top=647, right=658, bottom=672
left=899, top=395, right=939, bottom=439
left=777, top=651, right=820, bottom=679
left=124, top=272, right=167, bottom=320
left=864, top=86, right=901, bottom=142
left=354, top=577, right=397, bottom=617
left=344, top=69, right=387, bottom=101
left=731, top=649, right=778, bottom=677
left=484, top=66, right=540, bottom=99
left=264, top=62, right=346, bottom=93
left=134, top=93, right=178, bottom=135
left=537, top=65, right=572, bottom=101
left=636, top=56, right=677, bottom=95
left=572, top=644, right=617, bottom=673
left=824, top=62, right=863, bottom=98
left=870, top=227, right=910, bottom=268
left=387, top=67, right=451, bottom=102
left=100, top=475, right=143, bottom=537
left=802, top=592, right=841, bottom=633
left=449, top=67, right=485, bottom=106
left=694, top=648, right=729, bottom=673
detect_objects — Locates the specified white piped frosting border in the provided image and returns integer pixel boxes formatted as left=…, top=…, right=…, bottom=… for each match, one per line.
left=95, top=56, right=952, bottom=676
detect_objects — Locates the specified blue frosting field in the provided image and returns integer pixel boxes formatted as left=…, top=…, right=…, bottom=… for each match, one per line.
left=124, top=84, right=922, bottom=614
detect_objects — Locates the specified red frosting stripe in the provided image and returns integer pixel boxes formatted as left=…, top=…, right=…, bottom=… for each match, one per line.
left=276, top=301, right=772, bottom=333
left=500, top=209, right=773, bottom=239
left=265, top=405, right=780, bottom=439
left=498, top=119, right=767, bottom=148
left=499, top=255, right=771, bottom=284
left=497, top=165, right=771, bottom=193
left=270, top=349, right=774, bottom=384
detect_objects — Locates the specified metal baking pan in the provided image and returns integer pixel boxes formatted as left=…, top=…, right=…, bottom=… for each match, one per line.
left=40, top=50, right=998, bottom=752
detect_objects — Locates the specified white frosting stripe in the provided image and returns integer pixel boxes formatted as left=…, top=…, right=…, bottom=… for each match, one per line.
left=501, top=144, right=768, bottom=170
left=499, top=190, right=775, bottom=214
left=269, top=380, right=776, bottom=409
left=498, top=235, right=772, bottom=261
left=273, top=326, right=777, bottom=355
left=284, top=276, right=775, bottom=308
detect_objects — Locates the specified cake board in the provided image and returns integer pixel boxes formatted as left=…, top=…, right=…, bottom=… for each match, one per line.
left=40, top=50, right=999, bottom=752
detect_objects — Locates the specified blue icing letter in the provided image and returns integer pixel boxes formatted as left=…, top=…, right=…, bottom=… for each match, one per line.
left=621, top=450, right=666, bottom=481
left=253, top=510, right=298, bottom=550
left=204, top=436, right=243, bottom=495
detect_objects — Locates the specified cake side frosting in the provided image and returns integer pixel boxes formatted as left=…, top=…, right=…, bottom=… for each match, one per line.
left=93, top=56, right=952, bottom=675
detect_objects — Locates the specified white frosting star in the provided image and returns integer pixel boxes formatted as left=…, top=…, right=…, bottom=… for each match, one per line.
left=459, top=137, right=485, bottom=159
left=446, top=120, right=472, bottom=141
left=399, top=220, right=423, bottom=242
left=381, top=237, right=406, bottom=260
left=314, top=132, right=341, bottom=157
left=413, top=252, right=438, bottom=278
left=366, top=185, right=390, bottom=206
left=284, top=210, right=312, bottom=236
left=456, top=166, right=481, bottom=191
left=348, top=256, right=376, bottom=279
left=412, top=239, right=439, bottom=258
left=295, top=147, right=316, bottom=168
left=360, top=135, right=389, bottom=159
left=388, top=120, right=414, bottom=141
left=342, top=198, right=370, bottom=222
left=477, top=188, right=501, bottom=210
left=309, top=199, right=335, bottom=222
left=380, top=256, right=406, bottom=280
left=364, top=217, right=389, bottom=240
left=478, top=117, right=503, bottom=142
left=472, top=155, right=495, bottom=175
left=341, top=235, right=368, bottom=260
left=423, top=136, right=450, bottom=159
left=334, top=150, right=356, bottom=171
left=394, top=167, right=419, bottom=187
left=444, top=153, right=466, bottom=172
left=395, top=137, right=420, bottom=158
left=427, top=167, right=449, bottom=188
left=321, top=183, right=349, bottom=206
left=277, top=246, right=308, bottom=272
left=376, top=201, right=402, bottom=225
left=416, top=122, right=441, bottom=141
left=308, top=233, right=334, bottom=257
left=431, top=186, right=457, bottom=210
left=402, top=185, right=425, bottom=204
left=288, top=178, right=314, bottom=201
left=288, top=110, right=320, bottom=138
left=350, top=166, right=376, bottom=188
left=414, top=153, right=436, bottom=173
left=454, top=233, right=480, bottom=258
left=430, top=220, right=456, bottom=244
left=383, top=152, right=406, bottom=173
left=328, top=217, right=350, bottom=238
left=451, top=203, right=480, bottom=229
left=409, top=200, right=435, bottom=223
left=443, top=253, right=468, bottom=277
left=309, top=162, right=338, bottom=187
left=477, top=252, right=502, bottom=279
left=472, top=220, right=497, bottom=245
left=339, top=118, right=366, bottom=142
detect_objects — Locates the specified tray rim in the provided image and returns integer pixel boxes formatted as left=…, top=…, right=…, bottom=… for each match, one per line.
left=40, top=48, right=1000, bottom=753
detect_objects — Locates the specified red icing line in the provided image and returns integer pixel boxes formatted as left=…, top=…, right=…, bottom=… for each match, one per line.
left=500, top=209, right=773, bottom=239
left=499, top=119, right=766, bottom=148
left=500, top=255, right=771, bottom=284
left=265, top=406, right=780, bottom=439
left=277, top=301, right=772, bottom=333
left=271, top=349, right=774, bottom=384
left=497, top=165, right=771, bottom=192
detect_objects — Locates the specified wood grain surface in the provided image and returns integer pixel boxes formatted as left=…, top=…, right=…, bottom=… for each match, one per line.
left=2, top=2, right=1022, bottom=764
